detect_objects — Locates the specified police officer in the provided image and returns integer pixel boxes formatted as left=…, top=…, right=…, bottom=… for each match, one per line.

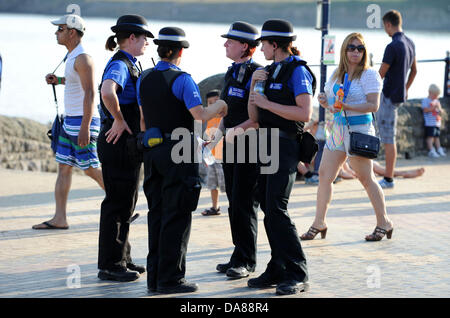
left=137, top=27, right=227, bottom=294
left=97, top=15, right=153, bottom=282
left=248, top=19, right=316, bottom=295
left=215, top=22, right=261, bottom=279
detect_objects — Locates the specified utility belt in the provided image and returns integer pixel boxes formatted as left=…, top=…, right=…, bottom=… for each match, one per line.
left=141, top=127, right=195, bottom=149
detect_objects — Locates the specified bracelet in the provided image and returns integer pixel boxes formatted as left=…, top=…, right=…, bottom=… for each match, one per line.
left=57, top=77, right=62, bottom=85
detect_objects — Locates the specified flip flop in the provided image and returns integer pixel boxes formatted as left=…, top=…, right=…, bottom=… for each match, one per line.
left=201, top=208, right=221, bottom=216
left=32, top=221, right=69, bottom=230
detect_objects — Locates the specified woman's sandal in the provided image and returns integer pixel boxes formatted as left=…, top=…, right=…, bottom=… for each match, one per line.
left=201, top=207, right=221, bottom=216
left=300, top=226, right=328, bottom=240
left=365, top=226, right=393, bottom=241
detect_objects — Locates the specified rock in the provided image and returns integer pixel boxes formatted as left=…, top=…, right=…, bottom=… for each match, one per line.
left=0, top=115, right=56, bottom=173
left=198, top=73, right=225, bottom=107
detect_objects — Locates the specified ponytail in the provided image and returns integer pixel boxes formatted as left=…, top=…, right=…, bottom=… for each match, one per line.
left=157, top=46, right=182, bottom=60
left=268, top=40, right=300, bottom=56
left=105, top=32, right=144, bottom=51
left=105, top=35, right=117, bottom=51
left=289, top=45, right=300, bottom=56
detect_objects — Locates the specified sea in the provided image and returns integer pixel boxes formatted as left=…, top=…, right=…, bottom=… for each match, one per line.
left=0, top=13, right=449, bottom=124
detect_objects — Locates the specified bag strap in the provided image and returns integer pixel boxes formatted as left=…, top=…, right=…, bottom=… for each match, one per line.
left=51, top=53, right=68, bottom=117
left=340, top=73, right=378, bottom=133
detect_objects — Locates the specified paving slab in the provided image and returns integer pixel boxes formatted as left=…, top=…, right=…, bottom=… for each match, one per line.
left=0, top=156, right=449, bottom=299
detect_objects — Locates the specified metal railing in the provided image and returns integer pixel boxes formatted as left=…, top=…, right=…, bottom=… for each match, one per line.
left=308, top=51, right=450, bottom=98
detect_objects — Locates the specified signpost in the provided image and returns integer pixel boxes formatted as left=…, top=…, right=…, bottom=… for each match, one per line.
left=314, top=0, right=330, bottom=174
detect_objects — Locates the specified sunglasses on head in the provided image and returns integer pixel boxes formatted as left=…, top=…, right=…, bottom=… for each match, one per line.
left=347, top=44, right=365, bottom=53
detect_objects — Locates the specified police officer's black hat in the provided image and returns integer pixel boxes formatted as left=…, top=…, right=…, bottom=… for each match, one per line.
left=221, top=21, right=260, bottom=47
left=257, top=19, right=296, bottom=42
left=153, top=27, right=190, bottom=48
left=111, top=14, right=154, bottom=38
left=206, top=89, right=220, bottom=99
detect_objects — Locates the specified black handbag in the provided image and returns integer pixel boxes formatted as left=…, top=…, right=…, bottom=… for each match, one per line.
left=343, top=111, right=380, bottom=159
left=298, top=131, right=319, bottom=164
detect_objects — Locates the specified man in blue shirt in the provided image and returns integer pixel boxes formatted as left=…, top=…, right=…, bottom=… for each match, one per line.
left=376, top=10, right=417, bottom=189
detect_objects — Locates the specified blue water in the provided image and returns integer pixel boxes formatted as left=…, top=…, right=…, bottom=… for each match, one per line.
left=0, top=13, right=449, bottom=123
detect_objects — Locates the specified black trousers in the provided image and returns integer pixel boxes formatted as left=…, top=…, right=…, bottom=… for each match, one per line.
left=97, top=125, right=141, bottom=271
left=143, top=140, right=201, bottom=289
left=258, top=136, right=308, bottom=283
left=222, top=135, right=259, bottom=269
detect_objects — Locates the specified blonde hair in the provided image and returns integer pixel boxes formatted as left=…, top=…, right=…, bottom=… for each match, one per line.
left=333, top=33, right=370, bottom=82
left=428, top=84, right=441, bottom=96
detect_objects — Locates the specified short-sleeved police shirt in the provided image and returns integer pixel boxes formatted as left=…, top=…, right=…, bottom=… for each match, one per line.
left=102, top=50, right=139, bottom=105
left=136, top=61, right=202, bottom=110
left=228, top=58, right=255, bottom=91
left=265, top=55, right=314, bottom=97
left=382, top=32, right=415, bottom=103
left=251, top=55, right=313, bottom=97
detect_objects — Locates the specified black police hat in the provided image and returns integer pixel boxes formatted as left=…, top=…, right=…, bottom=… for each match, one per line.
left=111, top=14, right=154, bottom=38
left=153, top=27, right=190, bottom=48
left=206, top=89, right=220, bottom=99
left=221, top=21, right=260, bottom=47
left=257, top=19, right=296, bottom=42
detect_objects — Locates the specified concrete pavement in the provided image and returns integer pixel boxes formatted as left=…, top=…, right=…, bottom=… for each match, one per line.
left=0, top=155, right=449, bottom=298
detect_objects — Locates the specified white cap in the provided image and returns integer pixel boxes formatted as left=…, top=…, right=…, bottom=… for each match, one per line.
left=51, top=14, right=86, bottom=33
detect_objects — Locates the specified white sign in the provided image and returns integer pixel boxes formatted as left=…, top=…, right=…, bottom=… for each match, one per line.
left=323, top=35, right=335, bottom=65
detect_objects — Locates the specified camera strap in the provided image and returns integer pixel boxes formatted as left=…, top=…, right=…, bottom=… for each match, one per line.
left=51, top=53, right=68, bottom=117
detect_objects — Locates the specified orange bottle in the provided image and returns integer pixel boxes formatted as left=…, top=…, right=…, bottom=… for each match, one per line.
left=334, top=84, right=345, bottom=110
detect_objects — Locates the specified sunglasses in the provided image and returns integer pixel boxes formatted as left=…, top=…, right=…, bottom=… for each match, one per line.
left=347, top=44, right=365, bottom=53
left=57, top=26, right=67, bottom=32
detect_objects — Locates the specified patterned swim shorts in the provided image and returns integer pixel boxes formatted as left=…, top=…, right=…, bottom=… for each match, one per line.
left=55, top=116, right=101, bottom=170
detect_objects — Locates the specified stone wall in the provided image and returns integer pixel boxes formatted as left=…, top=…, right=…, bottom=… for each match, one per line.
left=0, top=116, right=57, bottom=172
left=0, top=78, right=448, bottom=173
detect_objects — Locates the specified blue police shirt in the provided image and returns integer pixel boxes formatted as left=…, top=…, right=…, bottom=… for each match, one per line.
left=230, top=58, right=254, bottom=90
left=136, top=61, right=202, bottom=110
left=253, top=55, right=313, bottom=97
left=102, top=50, right=139, bottom=105
left=382, top=32, right=415, bottom=103
left=284, top=55, right=313, bottom=96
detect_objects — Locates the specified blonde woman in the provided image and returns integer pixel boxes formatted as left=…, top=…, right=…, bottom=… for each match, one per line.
left=300, top=33, right=394, bottom=241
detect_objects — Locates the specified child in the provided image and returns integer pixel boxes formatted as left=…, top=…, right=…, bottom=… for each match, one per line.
left=422, top=84, right=446, bottom=158
left=202, top=90, right=226, bottom=216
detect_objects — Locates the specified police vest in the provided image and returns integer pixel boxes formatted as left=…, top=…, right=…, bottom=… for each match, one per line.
left=259, top=58, right=316, bottom=134
left=221, top=61, right=262, bottom=129
left=99, top=50, right=141, bottom=134
left=139, top=68, right=194, bottom=134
